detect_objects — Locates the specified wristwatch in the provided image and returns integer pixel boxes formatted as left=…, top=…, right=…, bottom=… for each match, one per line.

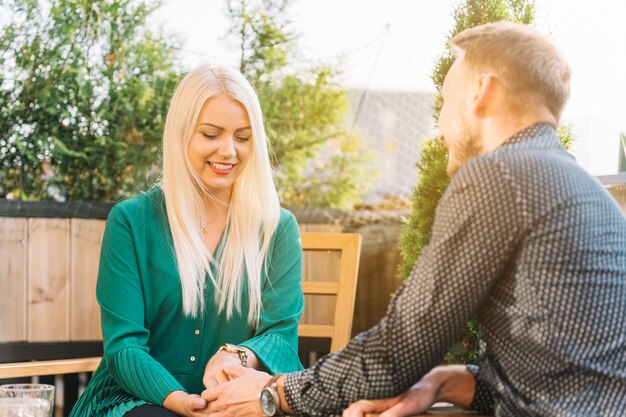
left=259, top=375, right=283, bottom=416
left=218, top=343, right=248, bottom=367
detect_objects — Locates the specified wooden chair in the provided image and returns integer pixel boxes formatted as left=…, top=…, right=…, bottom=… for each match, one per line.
left=0, top=232, right=362, bottom=378
left=299, top=232, right=362, bottom=352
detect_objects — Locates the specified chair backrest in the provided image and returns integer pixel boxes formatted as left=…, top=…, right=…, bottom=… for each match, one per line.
left=0, top=357, right=101, bottom=379
left=299, top=232, right=362, bottom=352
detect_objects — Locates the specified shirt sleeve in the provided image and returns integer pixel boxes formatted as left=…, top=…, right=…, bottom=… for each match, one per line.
left=466, top=364, right=496, bottom=414
left=240, top=210, right=304, bottom=374
left=284, top=157, right=523, bottom=415
left=97, top=205, right=185, bottom=405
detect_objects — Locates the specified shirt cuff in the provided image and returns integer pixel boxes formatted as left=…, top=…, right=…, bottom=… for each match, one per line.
left=284, top=370, right=308, bottom=415
left=466, top=364, right=495, bottom=415
left=108, top=347, right=186, bottom=406
left=240, top=333, right=304, bottom=375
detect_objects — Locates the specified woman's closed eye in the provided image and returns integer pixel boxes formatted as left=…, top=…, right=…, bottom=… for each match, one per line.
left=201, top=132, right=249, bottom=142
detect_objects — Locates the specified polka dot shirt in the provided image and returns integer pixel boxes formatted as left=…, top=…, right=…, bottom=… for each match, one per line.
left=284, top=123, right=626, bottom=416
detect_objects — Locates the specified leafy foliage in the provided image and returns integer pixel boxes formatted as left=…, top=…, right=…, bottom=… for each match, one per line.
left=397, top=139, right=448, bottom=281
left=557, top=124, right=575, bottom=150
left=224, top=0, right=372, bottom=208
left=0, top=0, right=181, bottom=201
left=1, top=0, right=372, bottom=207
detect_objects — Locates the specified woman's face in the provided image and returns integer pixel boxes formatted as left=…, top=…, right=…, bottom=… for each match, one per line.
left=188, top=94, right=253, bottom=200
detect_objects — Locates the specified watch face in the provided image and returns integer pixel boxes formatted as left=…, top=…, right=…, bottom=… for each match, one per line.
left=259, top=388, right=277, bottom=416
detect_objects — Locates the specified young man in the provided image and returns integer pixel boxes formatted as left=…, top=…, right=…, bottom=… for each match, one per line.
left=200, top=21, right=626, bottom=417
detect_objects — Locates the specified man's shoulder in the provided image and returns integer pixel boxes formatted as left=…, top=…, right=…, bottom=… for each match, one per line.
left=451, top=152, right=512, bottom=190
left=454, top=136, right=579, bottom=192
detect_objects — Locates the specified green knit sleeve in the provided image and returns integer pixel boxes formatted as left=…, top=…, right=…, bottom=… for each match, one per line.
left=240, top=210, right=304, bottom=374
left=96, top=204, right=185, bottom=405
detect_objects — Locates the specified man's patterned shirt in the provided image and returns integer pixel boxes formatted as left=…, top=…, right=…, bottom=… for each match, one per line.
left=285, top=123, right=626, bottom=416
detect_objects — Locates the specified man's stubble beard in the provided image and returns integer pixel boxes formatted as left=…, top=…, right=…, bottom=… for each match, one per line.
left=446, top=115, right=483, bottom=177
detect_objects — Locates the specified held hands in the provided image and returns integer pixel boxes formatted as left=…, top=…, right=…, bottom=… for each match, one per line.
left=201, top=365, right=271, bottom=417
left=342, top=365, right=476, bottom=417
left=203, top=349, right=246, bottom=389
left=162, top=390, right=209, bottom=417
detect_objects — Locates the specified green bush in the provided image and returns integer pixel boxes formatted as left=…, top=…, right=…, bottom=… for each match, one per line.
left=0, top=0, right=181, bottom=200
left=1, top=0, right=373, bottom=208
left=224, top=0, right=373, bottom=208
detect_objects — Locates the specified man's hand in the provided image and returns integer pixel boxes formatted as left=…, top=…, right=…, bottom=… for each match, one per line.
left=201, top=365, right=271, bottom=417
left=342, top=365, right=476, bottom=417
left=162, top=390, right=208, bottom=417
left=342, top=378, right=437, bottom=417
left=203, top=350, right=247, bottom=389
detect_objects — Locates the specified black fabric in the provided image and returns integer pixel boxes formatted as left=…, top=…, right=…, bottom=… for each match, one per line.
left=0, top=199, right=114, bottom=219
left=123, top=405, right=181, bottom=417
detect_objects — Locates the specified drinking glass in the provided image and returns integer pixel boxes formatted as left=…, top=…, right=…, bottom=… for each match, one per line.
left=0, top=384, right=55, bottom=417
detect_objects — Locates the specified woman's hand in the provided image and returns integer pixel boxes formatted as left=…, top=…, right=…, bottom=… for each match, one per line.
left=162, top=390, right=208, bottom=417
left=202, top=350, right=246, bottom=389
left=342, top=365, right=476, bottom=417
left=201, top=365, right=272, bottom=417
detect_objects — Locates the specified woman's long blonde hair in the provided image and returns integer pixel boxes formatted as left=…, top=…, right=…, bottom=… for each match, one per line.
left=160, top=65, right=280, bottom=325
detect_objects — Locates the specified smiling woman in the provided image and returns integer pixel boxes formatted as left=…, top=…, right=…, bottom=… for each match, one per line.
left=67, top=65, right=305, bottom=417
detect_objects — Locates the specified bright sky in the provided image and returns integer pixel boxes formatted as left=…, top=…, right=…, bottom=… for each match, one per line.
left=152, top=0, right=626, bottom=176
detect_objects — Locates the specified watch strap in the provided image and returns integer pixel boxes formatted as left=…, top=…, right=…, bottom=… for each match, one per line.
left=218, top=343, right=248, bottom=367
left=264, top=374, right=283, bottom=416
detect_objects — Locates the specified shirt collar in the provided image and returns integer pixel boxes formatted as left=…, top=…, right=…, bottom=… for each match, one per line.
left=499, top=122, right=562, bottom=151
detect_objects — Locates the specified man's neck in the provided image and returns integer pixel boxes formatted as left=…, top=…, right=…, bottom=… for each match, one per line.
left=481, top=111, right=557, bottom=153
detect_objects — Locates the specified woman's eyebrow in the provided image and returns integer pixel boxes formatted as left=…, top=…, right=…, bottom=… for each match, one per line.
left=198, top=123, right=251, bottom=132
left=199, top=123, right=224, bottom=130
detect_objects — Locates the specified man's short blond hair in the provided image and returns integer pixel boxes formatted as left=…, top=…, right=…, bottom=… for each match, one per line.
left=451, top=21, right=571, bottom=121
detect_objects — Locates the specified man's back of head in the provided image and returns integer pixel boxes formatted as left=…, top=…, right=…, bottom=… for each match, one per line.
left=450, top=21, right=571, bottom=123
left=438, top=21, right=572, bottom=175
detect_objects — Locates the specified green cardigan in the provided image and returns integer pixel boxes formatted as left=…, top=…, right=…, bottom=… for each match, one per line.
left=69, top=187, right=304, bottom=417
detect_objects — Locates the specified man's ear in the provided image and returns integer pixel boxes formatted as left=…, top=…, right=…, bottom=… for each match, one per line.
left=471, top=73, right=498, bottom=117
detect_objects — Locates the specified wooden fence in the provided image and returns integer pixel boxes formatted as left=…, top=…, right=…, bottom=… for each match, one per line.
left=0, top=218, right=343, bottom=344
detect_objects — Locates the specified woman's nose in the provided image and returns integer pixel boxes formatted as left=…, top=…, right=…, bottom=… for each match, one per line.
left=218, top=136, right=236, bottom=158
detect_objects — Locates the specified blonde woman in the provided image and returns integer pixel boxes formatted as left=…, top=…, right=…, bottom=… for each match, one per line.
left=69, top=65, right=304, bottom=417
